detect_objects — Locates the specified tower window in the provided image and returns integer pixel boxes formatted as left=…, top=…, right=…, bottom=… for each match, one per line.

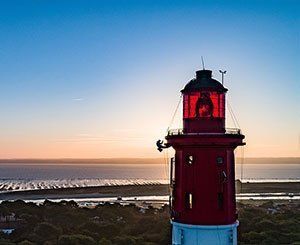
left=170, top=157, right=175, bottom=186
left=186, top=193, right=193, bottom=209
left=216, top=156, right=224, bottom=165
left=218, top=193, right=224, bottom=209
left=186, top=155, right=194, bottom=165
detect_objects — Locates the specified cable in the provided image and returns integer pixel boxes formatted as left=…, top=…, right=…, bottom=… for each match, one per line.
left=226, top=101, right=237, bottom=129
left=167, top=95, right=183, bottom=133
left=227, top=98, right=245, bottom=194
left=164, top=95, right=182, bottom=207
left=227, top=100, right=241, bottom=129
left=163, top=150, right=168, bottom=181
left=166, top=148, right=170, bottom=181
left=240, top=145, right=245, bottom=193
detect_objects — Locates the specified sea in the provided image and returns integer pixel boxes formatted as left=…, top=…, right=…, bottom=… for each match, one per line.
left=0, top=160, right=299, bottom=193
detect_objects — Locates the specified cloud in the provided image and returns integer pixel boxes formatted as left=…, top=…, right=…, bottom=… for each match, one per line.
left=72, top=98, right=84, bottom=101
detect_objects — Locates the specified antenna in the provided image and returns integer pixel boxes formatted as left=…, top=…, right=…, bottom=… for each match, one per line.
left=219, top=70, right=227, bottom=85
left=201, top=56, right=205, bottom=70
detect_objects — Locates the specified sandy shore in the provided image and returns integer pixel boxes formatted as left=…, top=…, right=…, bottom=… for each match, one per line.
left=0, top=181, right=299, bottom=201
left=235, top=181, right=300, bottom=194
left=0, top=184, right=169, bottom=201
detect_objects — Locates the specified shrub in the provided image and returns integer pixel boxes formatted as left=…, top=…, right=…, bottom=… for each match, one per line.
left=18, top=240, right=36, bottom=245
left=58, top=234, right=97, bottom=245
left=98, top=238, right=113, bottom=245
left=113, top=236, right=137, bottom=245
left=33, top=222, right=62, bottom=243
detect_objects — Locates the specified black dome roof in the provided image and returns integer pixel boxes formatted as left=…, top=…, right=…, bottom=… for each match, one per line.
left=181, top=70, right=227, bottom=93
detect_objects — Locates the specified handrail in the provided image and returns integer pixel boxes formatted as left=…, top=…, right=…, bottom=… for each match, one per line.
left=167, top=127, right=241, bottom=136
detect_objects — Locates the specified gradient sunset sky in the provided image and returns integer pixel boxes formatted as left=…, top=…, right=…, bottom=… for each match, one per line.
left=0, top=0, right=299, bottom=158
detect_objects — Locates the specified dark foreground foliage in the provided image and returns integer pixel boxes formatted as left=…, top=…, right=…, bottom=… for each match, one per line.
left=0, top=200, right=299, bottom=244
left=0, top=200, right=170, bottom=245
left=238, top=201, right=300, bottom=244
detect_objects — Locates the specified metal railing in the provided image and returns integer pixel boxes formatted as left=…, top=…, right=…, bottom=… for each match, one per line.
left=226, top=128, right=242, bottom=135
left=167, top=127, right=241, bottom=136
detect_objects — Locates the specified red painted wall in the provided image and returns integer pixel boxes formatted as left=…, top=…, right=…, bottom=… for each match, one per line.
left=168, top=135, right=244, bottom=225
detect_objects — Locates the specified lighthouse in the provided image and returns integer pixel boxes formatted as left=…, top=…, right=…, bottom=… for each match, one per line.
left=159, top=69, right=245, bottom=245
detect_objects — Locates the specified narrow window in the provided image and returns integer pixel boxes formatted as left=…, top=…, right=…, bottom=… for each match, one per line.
left=170, top=157, right=175, bottom=186
left=186, top=155, right=194, bottom=165
left=189, top=193, right=193, bottom=209
left=216, top=156, right=224, bottom=165
left=217, top=193, right=224, bottom=209
left=186, top=193, right=193, bottom=209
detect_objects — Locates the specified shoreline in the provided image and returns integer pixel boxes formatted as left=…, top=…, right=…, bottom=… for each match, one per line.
left=0, top=181, right=299, bottom=201
left=0, top=157, right=299, bottom=164
left=0, top=184, right=169, bottom=201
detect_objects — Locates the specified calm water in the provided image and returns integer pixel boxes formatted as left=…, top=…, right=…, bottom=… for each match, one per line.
left=0, top=163, right=299, bottom=192
left=0, top=164, right=167, bottom=180
left=0, top=163, right=299, bottom=180
left=235, top=164, right=300, bottom=181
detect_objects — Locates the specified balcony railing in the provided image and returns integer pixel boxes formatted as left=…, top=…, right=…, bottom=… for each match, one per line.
left=167, top=127, right=241, bottom=136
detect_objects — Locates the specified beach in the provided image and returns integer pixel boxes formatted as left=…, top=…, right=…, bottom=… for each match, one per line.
left=0, top=181, right=299, bottom=202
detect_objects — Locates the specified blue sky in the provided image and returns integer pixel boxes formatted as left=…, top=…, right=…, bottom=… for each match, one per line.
left=0, top=0, right=299, bottom=158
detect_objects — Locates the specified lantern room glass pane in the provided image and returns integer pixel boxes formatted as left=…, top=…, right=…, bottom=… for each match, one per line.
left=183, top=91, right=225, bottom=119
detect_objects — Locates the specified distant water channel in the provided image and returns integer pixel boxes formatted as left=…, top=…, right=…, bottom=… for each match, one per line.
left=0, top=163, right=299, bottom=193
left=18, top=194, right=300, bottom=208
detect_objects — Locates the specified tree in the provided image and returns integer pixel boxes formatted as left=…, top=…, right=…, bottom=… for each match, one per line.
left=58, top=234, right=96, bottom=245
left=18, top=240, right=35, bottom=245
left=98, top=238, right=113, bottom=245
left=32, top=222, right=62, bottom=243
left=113, top=236, right=137, bottom=245
left=0, top=206, right=10, bottom=218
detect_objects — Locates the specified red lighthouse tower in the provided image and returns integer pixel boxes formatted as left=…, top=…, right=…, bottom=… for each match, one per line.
left=160, top=69, right=245, bottom=245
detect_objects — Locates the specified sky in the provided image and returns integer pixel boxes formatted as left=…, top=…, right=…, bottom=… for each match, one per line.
left=0, top=0, right=299, bottom=158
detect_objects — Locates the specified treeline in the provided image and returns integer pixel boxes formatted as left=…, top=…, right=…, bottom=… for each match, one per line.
left=0, top=200, right=170, bottom=245
left=0, top=200, right=299, bottom=244
left=238, top=201, right=300, bottom=244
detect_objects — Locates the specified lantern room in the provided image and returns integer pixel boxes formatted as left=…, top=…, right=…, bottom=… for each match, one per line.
left=182, top=70, right=227, bottom=133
